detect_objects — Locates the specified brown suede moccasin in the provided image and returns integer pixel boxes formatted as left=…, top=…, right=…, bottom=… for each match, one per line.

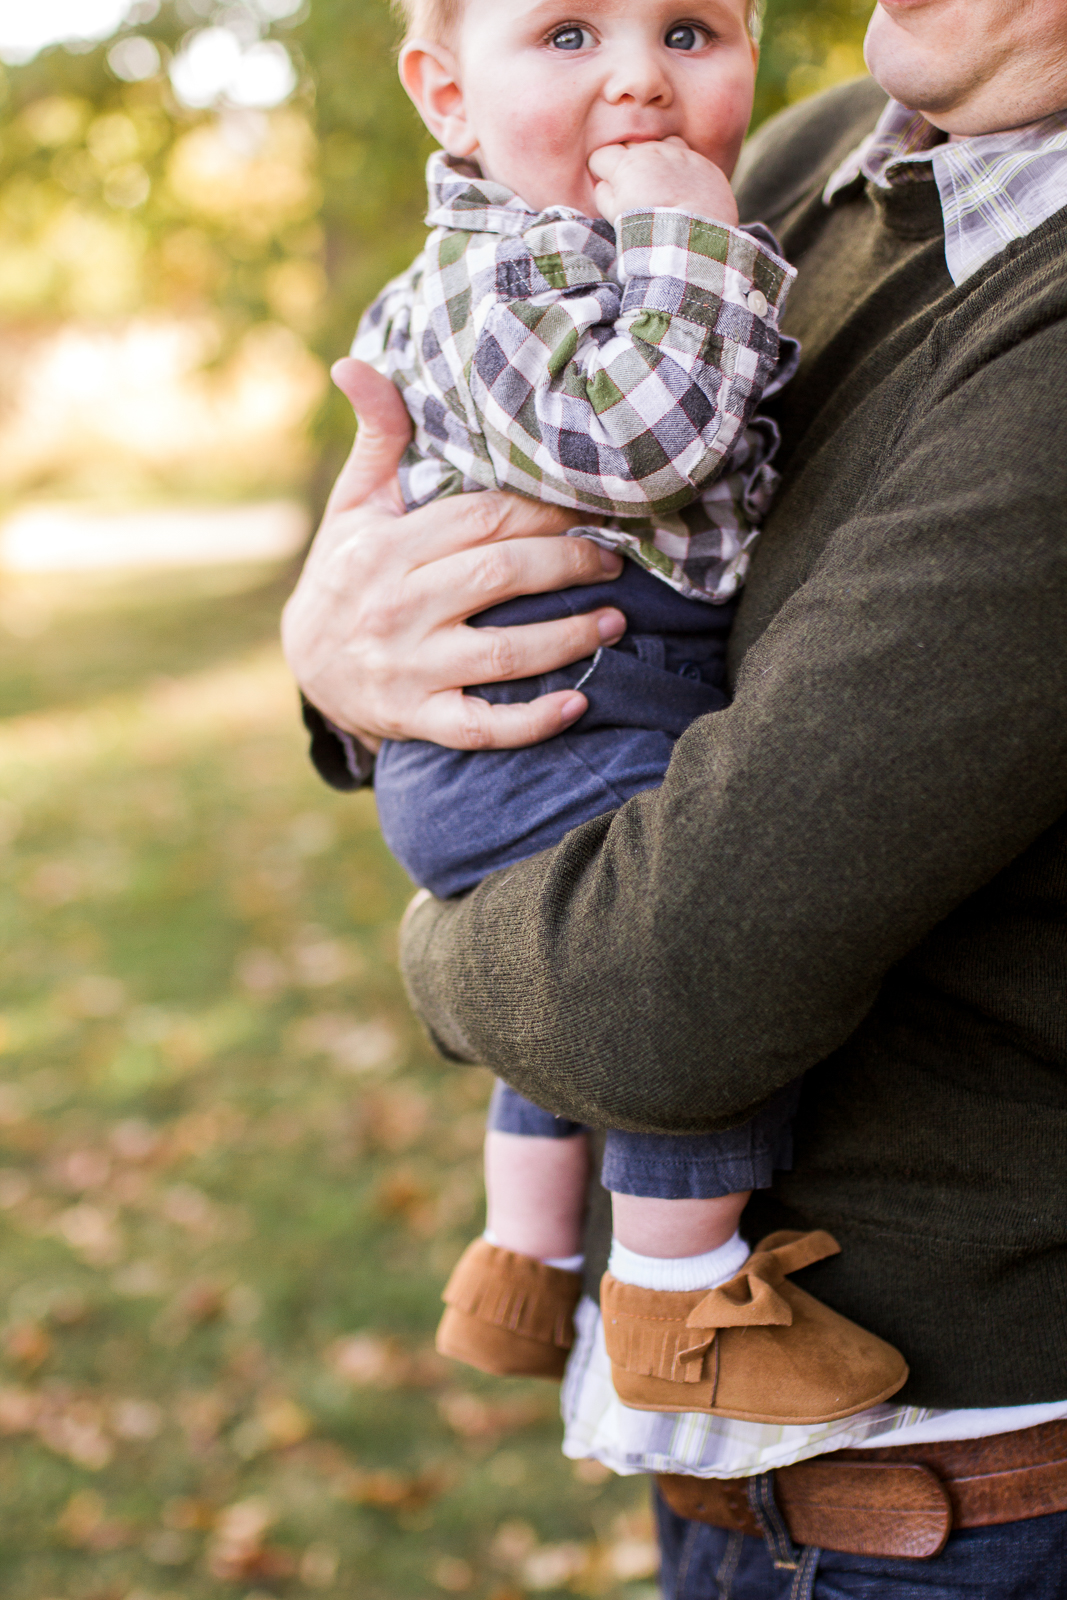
left=601, top=1230, right=909, bottom=1423
left=436, top=1238, right=584, bottom=1379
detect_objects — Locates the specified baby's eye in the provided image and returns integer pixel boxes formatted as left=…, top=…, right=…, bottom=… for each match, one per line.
left=665, top=22, right=708, bottom=50
left=549, top=24, right=594, bottom=50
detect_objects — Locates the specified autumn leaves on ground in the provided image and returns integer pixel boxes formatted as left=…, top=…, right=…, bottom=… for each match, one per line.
left=0, top=562, right=656, bottom=1599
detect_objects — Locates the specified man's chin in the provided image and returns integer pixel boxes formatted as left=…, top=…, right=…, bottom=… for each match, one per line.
left=864, top=38, right=963, bottom=123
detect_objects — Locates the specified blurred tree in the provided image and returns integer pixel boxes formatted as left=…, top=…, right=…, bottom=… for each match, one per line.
left=755, top=0, right=871, bottom=127
left=0, top=0, right=873, bottom=507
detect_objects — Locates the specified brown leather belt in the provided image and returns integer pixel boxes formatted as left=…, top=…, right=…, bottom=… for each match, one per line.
left=657, top=1420, right=1067, bottom=1560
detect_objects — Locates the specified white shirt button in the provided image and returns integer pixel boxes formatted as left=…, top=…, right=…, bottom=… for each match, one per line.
left=746, top=289, right=769, bottom=318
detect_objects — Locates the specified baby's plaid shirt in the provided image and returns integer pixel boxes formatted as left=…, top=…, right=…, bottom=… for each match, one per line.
left=353, top=153, right=798, bottom=603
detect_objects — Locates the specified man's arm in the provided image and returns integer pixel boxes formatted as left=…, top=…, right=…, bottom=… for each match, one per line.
left=398, top=327, right=1067, bottom=1129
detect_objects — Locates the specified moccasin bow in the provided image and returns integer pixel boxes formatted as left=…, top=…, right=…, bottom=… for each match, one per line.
left=601, top=1230, right=909, bottom=1424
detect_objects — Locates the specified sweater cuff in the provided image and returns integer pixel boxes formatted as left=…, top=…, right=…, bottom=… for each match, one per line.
left=301, top=696, right=376, bottom=791
left=616, top=208, right=795, bottom=362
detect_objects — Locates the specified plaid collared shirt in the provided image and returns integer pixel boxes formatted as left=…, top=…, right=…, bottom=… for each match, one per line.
left=353, top=153, right=797, bottom=603
left=824, top=97, right=1067, bottom=285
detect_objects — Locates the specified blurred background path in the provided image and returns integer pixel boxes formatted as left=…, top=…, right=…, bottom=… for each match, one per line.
left=0, top=1, right=873, bottom=1593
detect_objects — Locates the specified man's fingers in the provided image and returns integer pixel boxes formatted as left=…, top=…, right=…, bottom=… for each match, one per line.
left=418, top=609, right=626, bottom=689
left=465, top=490, right=587, bottom=545
left=316, top=490, right=581, bottom=577
left=410, top=534, right=623, bottom=625
left=327, top=359, right=413, bottom=514
left=418, top=688, right=591, bottom=751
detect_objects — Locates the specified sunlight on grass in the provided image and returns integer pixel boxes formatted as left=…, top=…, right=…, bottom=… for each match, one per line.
left=0, top=563, right=653, bottom=1598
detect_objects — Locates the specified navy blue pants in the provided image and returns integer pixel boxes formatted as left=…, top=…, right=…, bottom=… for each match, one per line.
left=375, top=562, right=800, bottom=1201
left=656, top=1488, right=1067, bottom=1599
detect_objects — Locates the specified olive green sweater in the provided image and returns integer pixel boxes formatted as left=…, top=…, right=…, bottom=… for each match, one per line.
left=400, top=79, right=1067, bottom=1408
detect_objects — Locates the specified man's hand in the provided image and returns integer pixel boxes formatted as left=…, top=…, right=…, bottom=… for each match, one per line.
left=281, top=359, right=626, bottom=752
left=589, top=136, right=739, bottom=228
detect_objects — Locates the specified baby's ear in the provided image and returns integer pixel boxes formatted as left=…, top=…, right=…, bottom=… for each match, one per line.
left=398, top=40, right=477, bottom=157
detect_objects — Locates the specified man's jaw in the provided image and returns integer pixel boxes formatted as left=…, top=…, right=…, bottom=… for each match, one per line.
left=864, top=0, right=1067, bottom=136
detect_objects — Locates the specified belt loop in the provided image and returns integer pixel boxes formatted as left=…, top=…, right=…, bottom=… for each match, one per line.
left=746, top=1472, right=798, bottom=1569
left=789, top=1544, right=821, bottom=1600
left=743, top=1474, right=822, bottom=1598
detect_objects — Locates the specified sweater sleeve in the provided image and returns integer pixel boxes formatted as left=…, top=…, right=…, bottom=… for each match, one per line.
left=397, top=322, right=1067, bottom=1132
left=467, top=210, right=795, bottom=520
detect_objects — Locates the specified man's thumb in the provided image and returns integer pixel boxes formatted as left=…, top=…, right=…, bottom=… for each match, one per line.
left=327, top=358, right=412, bottom=513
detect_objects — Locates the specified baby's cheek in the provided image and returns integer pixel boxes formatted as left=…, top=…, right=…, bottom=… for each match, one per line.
left=482, top=93, right=591, bottom=207
left=684, top=68, right=755, bottom=172
left=500, top=97, right=579, bottom=161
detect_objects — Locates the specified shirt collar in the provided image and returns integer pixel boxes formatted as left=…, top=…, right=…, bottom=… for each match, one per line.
left=424, top=149, right=595, bottom=237
left=824, top=96, right=1067, bottom=285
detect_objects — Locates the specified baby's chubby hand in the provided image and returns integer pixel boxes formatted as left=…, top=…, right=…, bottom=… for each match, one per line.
left=589, top=136, right=739, bottom=228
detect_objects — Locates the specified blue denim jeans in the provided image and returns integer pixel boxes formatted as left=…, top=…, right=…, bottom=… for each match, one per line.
left=374, top=562, right=733, bottom=901
left=488, top=1079, right=801, bottom=1199
left=655, top=1486, right=1067, bottom=1599
left=377, top=561, right=799, bottom=1202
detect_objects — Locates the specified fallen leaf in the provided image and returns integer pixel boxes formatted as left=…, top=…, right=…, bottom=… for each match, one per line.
left=437, top=1391, right=549, bottom=1440
left=111, top=1398, right=163, bottom=1440
left=50, top=1148, right=111, bottom=1192
left=174, top=1388, right=233, bottom=1449
left=206, top=1497, right=294, bottom=1581
left=163, top=1495, right=217, bottom=1531
left=433, top=1555, right=474, bottom=1591
left=160, top=1184, right=216, bottom=1233
left=336, top=1467, right=446, bottom=1513
left=36, top=1394, right=114, bottom=1469
left=4, top=1321, right=51, bottom=1369
left=522, top=1542, right=589, bottom=1591
left=145, top=1528, right=195, bottom=1566
left=0, top=1386, right=41, bottom=1432
left=608, top=1536, right=660, bottom=1582
left=53, top=1204, right=122, bottom=1266
left=61, top=975, right=126, bottom=1018
left=361, top=1088, right=430, bottom=1152
left=258, top=1396, right=313, bottom=1447
left=57, top=1489, right=105, bottom=1544
left=56, top=1489, right=130, bottom=1550
left=327, top=1333, right=405, bottom=1387
left=376, top=1169, right=436, bottom=1233
left=299, top=1542, right=340, bottom=1587
left=109, top=1119, right=161, bottom=1162
left=0, top=1168, right=30, bottom=1206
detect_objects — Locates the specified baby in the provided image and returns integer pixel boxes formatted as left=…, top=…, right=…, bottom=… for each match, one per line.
left=353, top=0, right=908, bottom=1424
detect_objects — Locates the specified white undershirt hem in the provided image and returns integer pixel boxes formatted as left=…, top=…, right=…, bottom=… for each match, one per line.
left=559, top=1296, right=1067, bottom=1479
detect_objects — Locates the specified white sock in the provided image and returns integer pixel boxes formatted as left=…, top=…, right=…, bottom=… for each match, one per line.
left=607, top=1230, right=750, bottom=1293
left=483, top=1229, right=583, bottom=1274
left=544, top=1253, right=585, bottom=1273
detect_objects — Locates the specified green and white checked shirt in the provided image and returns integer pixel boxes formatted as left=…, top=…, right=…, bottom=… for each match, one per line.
left=353, top=153, right=797, bottom=603
left=824, top=97, right=1067, bottom=285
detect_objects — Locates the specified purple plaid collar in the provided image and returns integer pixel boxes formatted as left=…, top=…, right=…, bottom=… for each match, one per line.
left=824, top=96, right=1067, bottom=284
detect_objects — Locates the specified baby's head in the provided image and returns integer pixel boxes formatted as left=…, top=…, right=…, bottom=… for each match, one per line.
left=395, top=0, right=762, bottom=216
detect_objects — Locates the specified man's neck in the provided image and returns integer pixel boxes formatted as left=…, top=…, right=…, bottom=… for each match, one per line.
left=947, top=117, right=1057, bottom=142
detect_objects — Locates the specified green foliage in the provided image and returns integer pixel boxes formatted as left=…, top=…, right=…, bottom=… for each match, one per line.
left=0, top=0, right=874, bottom=503
left=0, top=563, right=655, bottom=1596
left=756, top=0, right=871, bottom=126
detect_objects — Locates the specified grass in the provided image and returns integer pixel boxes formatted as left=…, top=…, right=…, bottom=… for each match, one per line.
left=0, top=562, right=656, bottom=1600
